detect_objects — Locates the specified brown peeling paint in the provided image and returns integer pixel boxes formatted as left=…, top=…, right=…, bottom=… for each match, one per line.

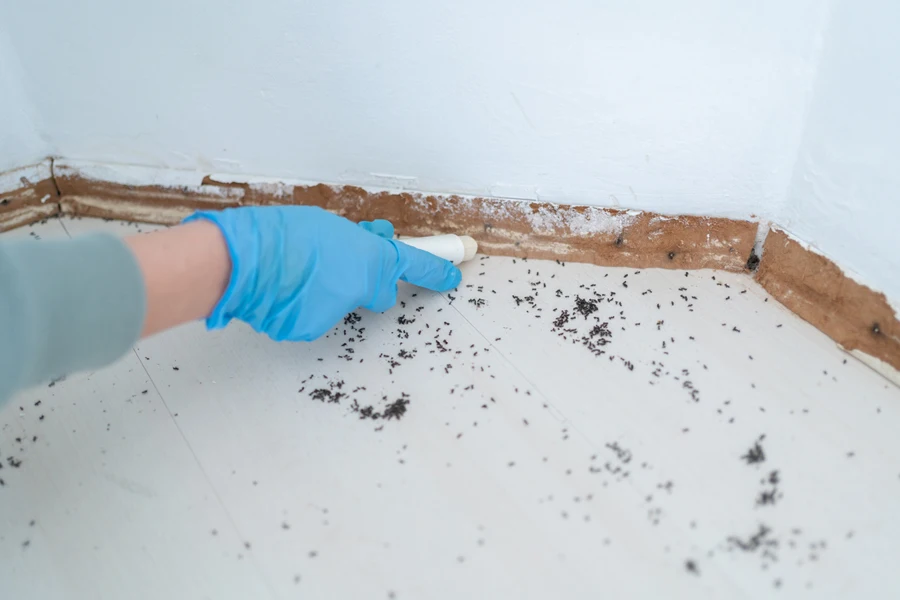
left=56, top=174, right=756, bottom=272
left=0, top=177, right=60, bottom=233
left=21, top=169, right=900, bottom=376
left=756, top=228, right=900, bottom=372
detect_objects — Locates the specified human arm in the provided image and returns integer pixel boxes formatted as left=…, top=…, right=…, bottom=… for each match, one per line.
left=0, top=232, right=146, bottom=401
left=124, top=219, right=231, bottom=337
left=0, top=207, right=462, bottom=404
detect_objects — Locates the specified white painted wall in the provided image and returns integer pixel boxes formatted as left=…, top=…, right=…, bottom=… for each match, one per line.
left=2, top=0, right=897, bottom=302
left=0, top=29, right=50, bottom=173
left=780, top=0, right=900, bottom=304
left=0, top=0, right=830, bottom=219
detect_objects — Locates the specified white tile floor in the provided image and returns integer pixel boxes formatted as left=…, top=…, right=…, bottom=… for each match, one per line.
left=1, top=216, right=899, bottom=599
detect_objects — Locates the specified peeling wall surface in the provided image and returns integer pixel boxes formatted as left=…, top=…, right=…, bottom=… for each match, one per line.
left=0, top=30, right=49, bottom=173
left=0, top=1, right=829, bottom=219
left=780, top=0, right=900, bottom=305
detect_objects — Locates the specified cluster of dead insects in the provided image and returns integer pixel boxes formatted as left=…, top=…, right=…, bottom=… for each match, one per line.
left=332, top=312, right=368, bottom=362
left=738, top=434, right=784, bottom=505
left=587, top=442, right=634, bottom=481
left=544, top=294, right=615, bottom=357
left=741, top=435, right=767, bottom=464
left=351, top=394, right=410, bottom=422
left=307, top=377, right=347, bottom=404
left=726, top=524, right=779, bottom=564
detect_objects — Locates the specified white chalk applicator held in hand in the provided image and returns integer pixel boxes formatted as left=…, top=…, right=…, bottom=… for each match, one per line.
left=398, top=234, right=478, bottom=265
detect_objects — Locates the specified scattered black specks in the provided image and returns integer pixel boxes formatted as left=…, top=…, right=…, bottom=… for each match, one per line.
left=742, top=436, right=766, bottom=465
left=684, top=559, right=699, bottom=575
left=726, top=524, right=777, bottom=559
left=172, top=366, right=180, bottom=371
left=756, top=488, right=781, bottom=507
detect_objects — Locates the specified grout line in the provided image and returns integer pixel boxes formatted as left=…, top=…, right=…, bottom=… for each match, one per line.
left=440, top=287, right=628, bottom=457
left=57, top=213, right=71, bottom=238
left=130, top=348, right=279, bottom=599
left=49, top=157, right=64, bottom=221
left=48, top=157, right=62, bottom=198
left=48, top=213, right=278, bottom=595
left=439, top=271, right=753, bottom=589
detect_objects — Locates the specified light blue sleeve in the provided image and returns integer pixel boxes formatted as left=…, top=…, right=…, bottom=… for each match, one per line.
left=0, top=234, right=146, bottom=404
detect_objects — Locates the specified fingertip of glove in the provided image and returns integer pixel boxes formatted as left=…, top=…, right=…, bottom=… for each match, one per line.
left=441, top=263, right=463, bottom=291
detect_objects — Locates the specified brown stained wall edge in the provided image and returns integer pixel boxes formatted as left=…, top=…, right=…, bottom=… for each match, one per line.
left=0, top=177, right=60, bottom=233
left=56, top=175, right=757, bottom=272
left=756, top=228, right=900, bottom=372
left=2, top=165, right=897, bottom=377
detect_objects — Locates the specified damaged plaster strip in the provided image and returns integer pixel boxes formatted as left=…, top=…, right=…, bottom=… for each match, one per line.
left=54, top=159, right=757, bottom=272
left=4, top=157, right=896, bottom=383
left=756, top=226, right=900, bottom=380
left=0, top=160, right=61, bottom=233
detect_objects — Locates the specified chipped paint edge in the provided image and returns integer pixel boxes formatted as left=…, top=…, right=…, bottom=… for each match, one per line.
left=769, top=224, right=899, bottom=319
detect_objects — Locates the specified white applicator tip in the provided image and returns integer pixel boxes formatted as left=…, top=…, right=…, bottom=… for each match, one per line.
left=398, top=234, right=479, bottom=265
left=459, top=235, right=478, bottom=262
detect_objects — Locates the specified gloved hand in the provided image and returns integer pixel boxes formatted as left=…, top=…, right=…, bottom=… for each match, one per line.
left=183, top=206, right=461, bottom=341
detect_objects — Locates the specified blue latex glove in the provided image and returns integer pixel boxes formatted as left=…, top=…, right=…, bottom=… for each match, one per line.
left=183, top=206, right=461, bottom=341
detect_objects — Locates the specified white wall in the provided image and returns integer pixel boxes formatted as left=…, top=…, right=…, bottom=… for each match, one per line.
left=0, top=0, right=830, bottom=219
left=780, top=0, right=900, bottom=303
left=0, top=29, right=50, bottom=173
left=3, top=0, right=896, bottom=302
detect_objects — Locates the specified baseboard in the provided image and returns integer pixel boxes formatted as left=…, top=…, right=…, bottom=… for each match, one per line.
left=6, top=158, right=897, bottom=382
left=756, top=227, right=900, bottom=379
left=0, top=161, right=61, bottom=232
left=54, top=160, right=757, bottom=272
